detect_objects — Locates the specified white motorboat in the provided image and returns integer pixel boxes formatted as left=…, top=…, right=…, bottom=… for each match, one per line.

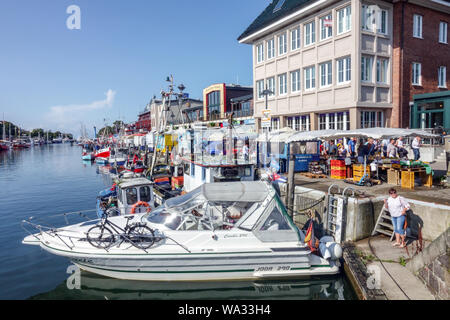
left=23, top=181, right=342, bottom=282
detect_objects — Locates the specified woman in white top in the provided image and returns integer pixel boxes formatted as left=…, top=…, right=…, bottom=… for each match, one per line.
left=384, top=189, right=410, bottom=248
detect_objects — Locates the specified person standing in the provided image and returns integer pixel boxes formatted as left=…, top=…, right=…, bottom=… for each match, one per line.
left=384, top=189, right=410, bottom=248
left=411, top=136, right=421, bottom=161
left=386, top=139, right=397, bottom=158
left=347, top=137, right=356, bottom=158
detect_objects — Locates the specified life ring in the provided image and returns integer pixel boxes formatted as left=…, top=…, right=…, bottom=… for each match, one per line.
left=131, top=201, right=151, bottom=214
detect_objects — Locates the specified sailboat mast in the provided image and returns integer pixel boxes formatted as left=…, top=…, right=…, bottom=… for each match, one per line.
left=2, top=113, right=5, bottom=141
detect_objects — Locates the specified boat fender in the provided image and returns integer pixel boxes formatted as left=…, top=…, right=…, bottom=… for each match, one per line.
left=130, top=201, right=151, bottom=214
left=319, top=237, right=343, bottom=261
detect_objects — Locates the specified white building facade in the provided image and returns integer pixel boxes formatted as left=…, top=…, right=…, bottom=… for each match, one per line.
left=238, top=0, right=394, bottom=132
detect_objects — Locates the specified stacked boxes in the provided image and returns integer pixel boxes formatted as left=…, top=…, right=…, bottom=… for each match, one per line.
left=172, top=176, right=184, bottom=190
left=353, top=164, right=370, bottom=182
left=330, top=160, right=346, bottom=180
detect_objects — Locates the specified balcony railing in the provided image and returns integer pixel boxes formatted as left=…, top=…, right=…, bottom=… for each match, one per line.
left=206, top=109, right=254, bottom=122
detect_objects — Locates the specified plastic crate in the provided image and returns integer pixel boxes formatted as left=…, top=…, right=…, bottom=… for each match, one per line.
left=401, top=171, right=415, bottom=189
left=387, top=169, right=400, bottom=185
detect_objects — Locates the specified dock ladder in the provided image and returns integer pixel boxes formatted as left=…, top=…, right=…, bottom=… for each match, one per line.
left=372, top=206, right=395, bottom=241
left=324, top=185, right=355, bottom=243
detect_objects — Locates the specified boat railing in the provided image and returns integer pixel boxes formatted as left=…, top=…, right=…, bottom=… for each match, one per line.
left=21, top=209, right=99, bottom=250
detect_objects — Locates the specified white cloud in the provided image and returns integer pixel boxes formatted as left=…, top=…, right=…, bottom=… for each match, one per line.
left=45, top=89, right=116, bottom=132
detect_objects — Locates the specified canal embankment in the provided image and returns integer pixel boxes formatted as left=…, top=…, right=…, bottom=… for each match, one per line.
left=278, top=177, right=450, bottom=300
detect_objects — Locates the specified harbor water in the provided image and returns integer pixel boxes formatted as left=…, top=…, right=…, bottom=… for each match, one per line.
left=0, top=144, right=357, bottom=300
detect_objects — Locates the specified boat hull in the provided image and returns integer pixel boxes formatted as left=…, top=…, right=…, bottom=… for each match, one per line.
left=37, top=239, right=339, bottom=281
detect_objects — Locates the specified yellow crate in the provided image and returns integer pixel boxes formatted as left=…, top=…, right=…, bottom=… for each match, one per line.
left=387, top=169, right=400, bottom=185
left=401, top=171, right=415, bottom=189
left=331, top=175, right=346, bottom=180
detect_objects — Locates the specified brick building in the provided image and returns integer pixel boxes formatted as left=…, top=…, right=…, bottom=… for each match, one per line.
left=392, top=0, right=450, bottom=129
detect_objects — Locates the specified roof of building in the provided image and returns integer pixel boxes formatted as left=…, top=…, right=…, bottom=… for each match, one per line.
left=230, top=94, right=253, bottom=103
left=238, top=0, right=315, bottom=42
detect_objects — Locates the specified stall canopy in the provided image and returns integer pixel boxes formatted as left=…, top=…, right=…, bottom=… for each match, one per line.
left=286, top=130, right=337, bottom=143
left=257, top=127, right=295, bottom=142
left=327, top=128, right=440, bottom=140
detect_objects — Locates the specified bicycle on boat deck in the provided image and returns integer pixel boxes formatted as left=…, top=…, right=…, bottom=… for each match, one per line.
left=86, top=215, right=157, bottom=250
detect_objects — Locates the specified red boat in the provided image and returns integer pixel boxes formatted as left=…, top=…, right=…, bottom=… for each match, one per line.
left=94, top=147, right=110, bottom=159
left=0, top=140, right=10, bottom=151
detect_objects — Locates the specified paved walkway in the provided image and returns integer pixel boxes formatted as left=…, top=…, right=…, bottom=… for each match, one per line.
left=355, top=236, right=435, bottom=300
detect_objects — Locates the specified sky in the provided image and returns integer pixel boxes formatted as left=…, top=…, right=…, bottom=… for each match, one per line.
left=0, top=0, right=269, bottom=137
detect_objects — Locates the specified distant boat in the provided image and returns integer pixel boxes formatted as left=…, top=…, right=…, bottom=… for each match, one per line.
left=82, top=153, right=95, bottom=161
left=52, top=137, right=63, bottom=144
left=95, top=157, right=109, bottom=165
left=12, top=140, right=31, bottom=149
left=0, top=140, right=10, bottom=151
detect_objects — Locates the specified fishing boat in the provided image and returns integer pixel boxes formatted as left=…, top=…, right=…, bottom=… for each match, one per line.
left=95, top=147, right=111, bottom=159
left=82, top=153, right=95, bottom=161
left=95, top=157, right=109, bottom=165
left=22, top=181, right=342, bottom=281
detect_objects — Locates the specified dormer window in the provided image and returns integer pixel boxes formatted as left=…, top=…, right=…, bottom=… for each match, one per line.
left=273, top=0, right=286, bottom=13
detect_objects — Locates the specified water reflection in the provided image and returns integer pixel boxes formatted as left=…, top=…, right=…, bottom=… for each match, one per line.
left=29, top=270, right=355, bottom=300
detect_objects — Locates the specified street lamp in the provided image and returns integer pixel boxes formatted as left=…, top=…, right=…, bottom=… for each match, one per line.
left=261, top=86, right=273, bottom=170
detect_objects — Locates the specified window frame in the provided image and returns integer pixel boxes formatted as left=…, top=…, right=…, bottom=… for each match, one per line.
left=439, top=21, right=448, bottom=44
left=256, top=80, right=265, bottom=100
left=361, top=55, right=374, bottom=83
left=256, top=43, right=264, bottom=63
left=291, top=69, right=301, bottom=93
left=278, top=73, right=287, bottom=96
left=337, top=56, right=351, bottom=84
left=267, top=38, right=275, bottom=60
left=267, top=77, right=276, bottom=97
left=278, top=32, right=287, bottom=56
left=413, top=14, right=423, bottom=39
left=337, top=5, right=351, bottom=35
left=412, top=62, right=422, bottom=86
left=320, top=61, right=333, bottom=88
left=320, top=14, right=333, bottom=41
left=291, top=27, right=301, bottom=51
left=304, top=65, right=316, bottom=91
left=438, top=66, right=447, bottom=88
left=376, top=58, right=389, bottom=84
left=304, top=20, right=316, bottom=47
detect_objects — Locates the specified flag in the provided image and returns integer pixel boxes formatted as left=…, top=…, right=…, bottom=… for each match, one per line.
left=324, top=18, right=332, bottom=28
left=304, top=220, right=317, bottom=252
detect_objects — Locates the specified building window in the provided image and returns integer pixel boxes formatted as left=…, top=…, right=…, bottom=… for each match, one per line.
left=267, top=38, right=275, bottom=59
left=413, top=14, right=423, bottom=38
left=291, top=70, right=301, bottom=93
left=320, top=61, right=332, bottom=87
left=267, top=77, right=275, bottom=96
left=361, top=5, right=374, bottom=31
left=412, top=62, right=422, bottom=86
left=278, top=73, right=287, bottom=95
left=337, top=56, right=351, bottom=84
left=337, top=6, right=351, bottom=34
left=256, top=43, right=264, bottom=63
left=439, top=22, right=448, bottom=44
left=320, top=14, right=333, bottom=40
left=376, top=58, right=389, bottom=84
left=361, top=56, right=373, bottom=82
left=271, top=118, right=280, bottom=131
left=361, top=111, right=384, bottom=128
left=278, top=33, right=287, bottom=55
left=304, top=66, right=316, bottom=91
left=291, top=27, right=301, bottom=50
left=305, top=21, right=316, bottom=46
left=257, top=80, right=265, bottom=99
left=378, top=9, right=388, bottom=34
left=439, top=66, right=447, bottom=88
left=319, top=112, right=350, bottom=130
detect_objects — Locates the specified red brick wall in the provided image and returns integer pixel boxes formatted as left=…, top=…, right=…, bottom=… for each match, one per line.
left=392, top=1, right=450, bottom=128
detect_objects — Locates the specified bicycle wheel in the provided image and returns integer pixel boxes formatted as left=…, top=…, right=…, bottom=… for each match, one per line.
left=87, top=225, right=115, bottom=249
left=128, top=224, right=155, bottom=249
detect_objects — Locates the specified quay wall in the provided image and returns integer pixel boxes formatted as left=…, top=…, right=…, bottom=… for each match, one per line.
left=407, top=228, right=450, bottom=300
left=279, top=183, right=450, bottom=242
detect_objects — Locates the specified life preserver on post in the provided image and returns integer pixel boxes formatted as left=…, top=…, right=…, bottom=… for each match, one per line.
left=130, top=201, right=151, bottom=214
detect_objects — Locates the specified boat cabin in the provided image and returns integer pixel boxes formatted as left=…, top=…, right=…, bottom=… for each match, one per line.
left=143, top=181, right=301, bottom=243
left=116, top=178, right=155, bottom=215
left=182, top=159, right=256, bottom=193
